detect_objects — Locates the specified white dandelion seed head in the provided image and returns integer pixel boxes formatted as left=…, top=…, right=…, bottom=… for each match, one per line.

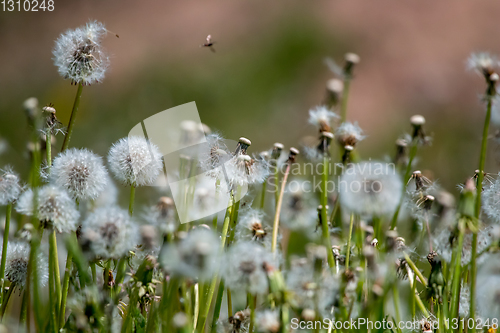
left=223, top=241, right=276, bottom=295
left=0, top=166, right=22, bottom=205
left=4, top=242, right=48, bottom=288
left=308, top=106, right=339, bottom=132
left=467, top=52, right=498, bottom=75
left=225, top=154, right=269, bottom=186
left=339, top=161, right=402, bottom=217
left=143, top=196, right=177, bottom=235
left=482, top=173, right=500, bottom=224
left=255, top=310, right=280, bottom=333
left=235, top=209, right=272, bottom=249
left=80, top=206, right=140, bottom=259
left=434, top=226, right=494, bottom=266
left=476, top=255, right=500, bottom=320
left=108, top=136, right=163, bottom=187
left=459, top=284, right=471, bottom=318
left=50, top=148, right=108, bottom=201
left=318, top=274, right=342, bottom=319
left=161, top=228, right=219, bottom=281
left=281, top=180, right=318, bottom=234
left=286, top=259, right=317, bottom=309
left=335, top=121, right=366, bottom=147
left=16, top=185, right=79, bottom=233
left=53, top=20, right=109, bottom=85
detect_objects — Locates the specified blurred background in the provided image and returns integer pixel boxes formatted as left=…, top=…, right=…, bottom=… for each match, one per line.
left=2, top=0, right=500, bottom=203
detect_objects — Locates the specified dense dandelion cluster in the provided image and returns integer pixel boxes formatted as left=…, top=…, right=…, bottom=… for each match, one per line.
left=1, top=20, right=500, bottom=333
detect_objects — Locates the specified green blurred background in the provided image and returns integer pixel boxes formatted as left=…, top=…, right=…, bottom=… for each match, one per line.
left=2, top=0, right=500, bottom=202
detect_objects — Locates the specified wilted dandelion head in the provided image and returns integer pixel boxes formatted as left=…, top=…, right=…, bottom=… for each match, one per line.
left=16, top=185, right=79, bottom=233
left=467, top=52, right=498, bottom=77
left=4, top=242, right=48, bottom=288
left=199, top=134, right=231, bottom=179
left=476, top=255, right=500, bottom=320
left=50, top=148, right=108, bottom=201
left=108, top=136, right=163, bottom=187
left=53, top=20, right=109, bottom=85
left=217, top=309, right=250, bottom=333
left=335, top=122, right=365, bottom=147
left=0, top=166, right=22, bottom=205
left=308, top=106, right=339, bottom=132
left=236, top=209, right=271, bottom=248
left=339, top=161, right=402, bottom=217
left=226, top=154, right=269, bottom=186
left=161, top=228, right=219, bottom=281
left=80, top=206, right=140, bottom=259
left=223, top=241, right=275, bottom=295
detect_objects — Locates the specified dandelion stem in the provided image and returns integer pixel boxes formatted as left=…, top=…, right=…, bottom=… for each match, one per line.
left=59, top=236, right=75, bottom=328
left=345, top=214, right=354, bottom=269
left=391, top=143, right=418, bottom=230
left=227, top=288, right=233, bottom=318
left=451, top=228, right=465, bottom=319
left=403, top=252, right=427, bottom=288
left=320, top=157, right=336, bottom=272
left=0, top=203, right=12, bottom=285
left=271, top=163, right=290, bottom=255
left=260, top=177, right=267, bottom=210
left=199, top=194, right=234, bottom=332
left=49, top=230, right=61, bottom=319
left=340, top=79, right=351, bottom=122
left=392, top=284, right=402, bottom=333
left=210, top=280, right=225, bottom=333
left=0, top=283, right=15, bottom=320
left=470, top=95, right=493, bottom=333
left=129, top=185, right=136, bottom=216
left=248, top=293, right=256, bottom=333
left=61, top=82, right=83, bottom=152
left=46, top=132, right=52, bottom=167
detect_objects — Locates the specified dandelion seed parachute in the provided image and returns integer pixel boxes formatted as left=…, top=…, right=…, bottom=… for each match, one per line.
left=50, top=148, right=108, bottom=201
left=466, top=52, right=499, bottom=76
left=198, top=133, right=231, bottom=180
left=235, top=209, right=272, bottom=249
left=16, top=185, right=80, bottom=233
left=339, top=161, right=402, bottom=217
left=481, top=173, right=500, bottom=224
left=225, top=154, right=269, bottom=187
left=0, top=166, right=22, bottom=205
left=53, top=20, right=110, bottom=85
left=80, top=206, right=140, bottom=259
left=108, top=136, right=163, bottom=187
left=3, top=241, right=48, bottom=288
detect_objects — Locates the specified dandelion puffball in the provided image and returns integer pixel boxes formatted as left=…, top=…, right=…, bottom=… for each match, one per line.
left=339, top=161, right=402, bottom=217
left=16, top=185, right=80, bottom=233
left=50, top=148, right=109, bottom=201
left=0, top=166, right=22, bottom=205
left=80, top=206, right=140, bottom=259
left=53, top=20, right=109, bottom=85
left=108, top=136, right=163, bottom=187
left=4, top=242, right=48, bottom=288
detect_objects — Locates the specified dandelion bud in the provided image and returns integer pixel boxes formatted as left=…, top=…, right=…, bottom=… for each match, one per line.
left=50, top=148, right=108, bottom=201
left=341, top=145, right=353, bottom=164
left=235, top=137, right=252, bottom=155
left=288, top=147, right=299, bottom=163
left=343, top=53, right=360, bottom=78
left=271, top=142, right=284, bottom=160
left=458, top=178, right=476, bottom=218
left=108, top=136, right=163, bottom=187
left=53, top=20, right=110, bottom=85
left=0, top=167, right=22, bottom=205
